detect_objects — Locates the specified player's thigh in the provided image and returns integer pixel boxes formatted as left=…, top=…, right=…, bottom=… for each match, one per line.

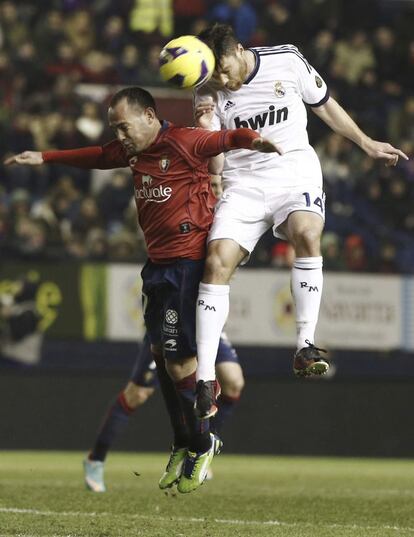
left=209, top=186, right=271, bottom=256
left=141, top=265, right=164, bottom=348
left=216, top=362, right=245, bottom=397
left=123, top=381, right=155, bottom=409
left=272, top=185, right=325, bottom=241
left=162, top=260, right=204, bottom=363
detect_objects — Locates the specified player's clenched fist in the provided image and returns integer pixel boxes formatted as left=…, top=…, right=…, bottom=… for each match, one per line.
left=4, top=151, right=44, bottom=166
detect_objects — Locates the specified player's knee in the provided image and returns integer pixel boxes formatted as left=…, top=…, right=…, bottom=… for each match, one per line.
left=292, top=227, right=321, bottom=256
left=123, top=384, right=154, bottom=409
left=221, top=375, right=245, bottom=398
left=203, top=252, right=231, bottom=283
left=166, top=356, right=196, bottom=382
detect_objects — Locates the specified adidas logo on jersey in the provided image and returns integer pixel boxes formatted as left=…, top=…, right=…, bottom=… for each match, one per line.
left=224, top=100, right=235, bottom=111
left=234, top=106, right=288, bottom=130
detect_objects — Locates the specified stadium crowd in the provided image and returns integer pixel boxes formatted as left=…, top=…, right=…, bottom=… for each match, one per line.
left=0, top=0, right=413, bottom=272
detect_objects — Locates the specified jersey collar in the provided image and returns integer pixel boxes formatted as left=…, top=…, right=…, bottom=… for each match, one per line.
left=244, top=49, right=260, bottom=85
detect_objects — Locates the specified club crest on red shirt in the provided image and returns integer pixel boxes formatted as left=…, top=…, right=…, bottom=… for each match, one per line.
left=159, top=156, right=170, bottom=172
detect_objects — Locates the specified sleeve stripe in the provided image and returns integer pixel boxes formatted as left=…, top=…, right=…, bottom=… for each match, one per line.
left=257, top=50, right=312, bottom=73
left=306, top=89, right=330, bottom=107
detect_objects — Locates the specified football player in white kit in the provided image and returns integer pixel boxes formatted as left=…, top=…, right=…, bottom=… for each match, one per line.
left=193, top=23, right=408, bottom=418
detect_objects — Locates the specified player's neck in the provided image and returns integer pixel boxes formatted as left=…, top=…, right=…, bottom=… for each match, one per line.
left=243, top=49, right=256, bottom=80
left=142, top=124, right=162, bottom=152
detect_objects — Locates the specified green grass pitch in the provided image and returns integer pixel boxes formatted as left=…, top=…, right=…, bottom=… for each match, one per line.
left=1, top=451, right=414, bottom=537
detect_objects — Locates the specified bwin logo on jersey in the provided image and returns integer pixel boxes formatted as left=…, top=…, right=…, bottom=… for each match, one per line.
left=234, top=106, right=288, bottom=130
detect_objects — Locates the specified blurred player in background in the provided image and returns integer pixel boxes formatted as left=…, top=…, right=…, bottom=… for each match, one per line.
left=193, top=23, right=408, bottom=418
left=5, top=86, right=278, bottom=492
left=0, top=273, right=43, bottom=366
left=83, top=331, right=243, bottom=492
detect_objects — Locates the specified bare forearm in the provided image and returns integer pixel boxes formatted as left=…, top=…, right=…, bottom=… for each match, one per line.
left=313, top=96, right=408, bottom=166
left=312, top=97, right=368, bottom=148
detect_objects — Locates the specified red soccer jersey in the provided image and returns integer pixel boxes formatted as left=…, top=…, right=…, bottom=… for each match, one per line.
left=43, top=122, right=259, bottom=263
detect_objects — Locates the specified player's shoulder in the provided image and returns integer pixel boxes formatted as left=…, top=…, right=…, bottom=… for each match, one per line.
left=253, top=44, right=312, bottom=73
left=163, top=125, right=211, bottom=145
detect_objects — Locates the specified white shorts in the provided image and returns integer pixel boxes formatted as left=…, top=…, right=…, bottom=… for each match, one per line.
left=208, top=184, right=326, bottom=253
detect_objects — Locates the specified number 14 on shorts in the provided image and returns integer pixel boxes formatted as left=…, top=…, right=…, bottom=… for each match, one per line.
left=302, top=191, right=325, bottom=213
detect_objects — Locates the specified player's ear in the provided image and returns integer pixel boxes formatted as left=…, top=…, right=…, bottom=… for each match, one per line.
left=145, top=107, right=156, bottom=123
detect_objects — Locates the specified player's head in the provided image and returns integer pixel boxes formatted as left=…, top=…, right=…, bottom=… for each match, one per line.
left=108, top=87, right=159, bottom=155
left=210, top=174, right=223, bottom=199
left=198, top=23, right=247, bottom=91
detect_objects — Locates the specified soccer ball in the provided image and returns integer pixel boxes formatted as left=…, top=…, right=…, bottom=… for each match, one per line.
left=159, top=35, right=215, bottom=89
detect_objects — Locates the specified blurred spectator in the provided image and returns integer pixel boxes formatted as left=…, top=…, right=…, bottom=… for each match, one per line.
left=388, top=96, right=414, bottom=142
left=76, top=101, right=105, bottom=143
left=351, top=69, right=386, bottom=138
left=11, top=217, right=48, bottom=260
left=174, top=0, right=207, bottom=36
left=138, top=45, right=165, bottom=86
left=85, top=228, right=108, bottom=260
left=99, top=16, right=129, bottom=55
left=334, top=30, right=375, bottom=85
left=108, top=230, right=140, bottom=261
left=0, top=1, right=29, bottom=50
left=321, top=232, right=345, bottom=272
left=344, top=234, right=370, bottom=272
left=373, top=26, right=402, bottom=96
left=98, top=172, right=132, bottom=231
left=45, top=42, right=84, bottom=81
left=270, top=241, right=295, bottom=268
left=65, top=9, right=96, bottom=56
left=377, top=241, right=398, bottom=274
left=208, top=0, right=257, bottom=44
left=116, top=45, right=142, bottom=85
left=308, top=30, right=335, bottom=73
left=34, top=10, right=66, bottom=62
left=81, top=50, right=118, bottom=84
left=71, top=197, right=103, bottom=238
left=262, top=1, right=299, bottom=47
left=129, top=0, right=173, bottom=39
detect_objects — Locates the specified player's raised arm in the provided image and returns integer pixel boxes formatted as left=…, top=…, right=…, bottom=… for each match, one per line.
left=312, top=96, right=409, bottom=167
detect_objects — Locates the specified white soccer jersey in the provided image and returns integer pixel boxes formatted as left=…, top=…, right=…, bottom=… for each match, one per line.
left=195, top=45, right=329, bottom=188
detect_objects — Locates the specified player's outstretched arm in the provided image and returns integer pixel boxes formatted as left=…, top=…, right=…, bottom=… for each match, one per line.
left=5, top=142, right=128, bottom=170
left=4, top=151, right=44, bottom=166
left=312, top=97, right=409, bottom=167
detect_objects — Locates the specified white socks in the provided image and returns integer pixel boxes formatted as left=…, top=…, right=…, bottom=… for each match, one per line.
left=291, top=256, right=323, bottom=351
left=196, top=282, right=230, bottom=382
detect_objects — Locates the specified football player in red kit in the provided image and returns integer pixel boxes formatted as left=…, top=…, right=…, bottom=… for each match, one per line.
left=5, top=86, right=281, bottom=493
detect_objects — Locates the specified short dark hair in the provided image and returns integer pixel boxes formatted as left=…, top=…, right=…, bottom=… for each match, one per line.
left=198, top=23, right=239, bottom=68
left=109, top=86, right=157, bottom=112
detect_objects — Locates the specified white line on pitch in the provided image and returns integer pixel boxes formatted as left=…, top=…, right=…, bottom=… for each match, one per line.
left=1, top=506, right=413, bottom=533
